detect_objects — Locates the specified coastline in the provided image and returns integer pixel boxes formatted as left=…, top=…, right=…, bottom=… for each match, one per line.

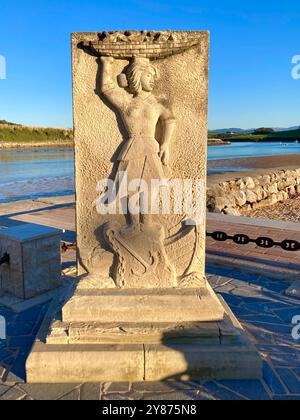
left=208, top=153, right=300, bottom=169
left=208, top=153, right=300, bottom=185
left=1, top=149, right=299, bottom=224
left=1, top=141, right=226, bottom=149
left=0, top=142, right=73, bottom=150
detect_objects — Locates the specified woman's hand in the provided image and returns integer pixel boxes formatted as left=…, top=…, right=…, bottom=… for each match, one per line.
left=159, top=144, right=169, bottom=166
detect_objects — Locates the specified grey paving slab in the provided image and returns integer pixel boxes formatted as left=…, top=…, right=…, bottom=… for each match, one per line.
left=0, top=385, right=27, bottom=400
left=59, top=388, right=80, bottom=400
left=80, top=383, right=101, bottom=400
left=202, top=382, right=247, bottom=401
left=0, top=384, right=12, bottom=397
left=276, top=369, right=300, bottom=394
left=262, top=362, right=287, bottom=395
left=132, top=381, right=198, bottom=393
left=141, top=390, right=204, bottom=400
left=217, top=379, right=271, bottom=400
left=104, top=382, right=131, bottom=394
left=18, top=383, right=81, bottom=401
left=103, top=393, right=137, bottom=401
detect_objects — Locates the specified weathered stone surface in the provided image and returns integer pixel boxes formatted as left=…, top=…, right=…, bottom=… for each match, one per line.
left=62, top=287, right=225, bottom=324
left=26, top=343, right=145, bottom=383
left=252, top=186, right=264, bottom=202
left=243, top=177, right=255, bottom=189
left=48, top=320, right=221, bottom=346
left=232, top=190, right=247, bottom=207
left=245, top=189, right=257, bottom=204
left=73, top=31, right=209, bottom=283
left=144, top=296, right=261, bottom=381
left=144, top=344, right=261, bottom=381
left=207, top=167, right=300, bottom=214
left=25, top=295, right=262, bottom=383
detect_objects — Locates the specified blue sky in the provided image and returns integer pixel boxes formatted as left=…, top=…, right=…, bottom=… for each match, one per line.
left=0, top=0, right=299, bottom=129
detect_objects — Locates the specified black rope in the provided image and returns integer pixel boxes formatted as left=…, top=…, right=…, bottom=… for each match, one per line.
left=206, top=231, right=300, bottom=252
left=0, top=252, right=10, bottom=266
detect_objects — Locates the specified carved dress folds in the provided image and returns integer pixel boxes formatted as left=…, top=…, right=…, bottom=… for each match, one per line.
left=103, top=83, right=174, bottom=185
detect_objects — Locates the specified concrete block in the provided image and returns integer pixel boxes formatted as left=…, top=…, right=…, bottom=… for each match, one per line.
left=0, top=223, right=62, bottom=299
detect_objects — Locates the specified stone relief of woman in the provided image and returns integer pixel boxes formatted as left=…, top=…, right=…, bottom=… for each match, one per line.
left=100, top=56, right=176, bottom=230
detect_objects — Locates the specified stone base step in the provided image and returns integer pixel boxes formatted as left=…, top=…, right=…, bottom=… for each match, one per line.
left=26, top=296, right=262, bottom=383
left=46, top=307, right=243, bottom=345
left=62, top=285, right=225, bottom=324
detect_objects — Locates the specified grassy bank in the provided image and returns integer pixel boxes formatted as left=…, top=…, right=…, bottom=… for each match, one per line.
left=210, top=128, right=300, bottom=142
left=0, top=121, right=73, bottom=149
left=0, top=120, right=230, bottom=149
left=208, top=138, right=231, bottom=146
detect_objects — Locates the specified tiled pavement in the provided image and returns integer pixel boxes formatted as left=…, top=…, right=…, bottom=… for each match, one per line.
left=0, top=265, right=299, bottom=400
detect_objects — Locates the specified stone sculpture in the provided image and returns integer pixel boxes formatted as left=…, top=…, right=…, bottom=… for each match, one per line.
left=26, top=31, right=262, bottom=383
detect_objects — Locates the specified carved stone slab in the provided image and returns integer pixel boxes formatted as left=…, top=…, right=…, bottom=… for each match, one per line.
left=72, top=30, right=209, bottom=288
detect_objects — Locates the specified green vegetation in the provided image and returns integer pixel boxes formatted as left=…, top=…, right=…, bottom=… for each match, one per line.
left=208, top=138, right=231, bottom=146
left=0, top=121, right=73, bottom=148
left=0, top=120, right=20, bottom=126
left=253, top=127, right=275, bottom=135
left=213, top=128, right=300, bottom=142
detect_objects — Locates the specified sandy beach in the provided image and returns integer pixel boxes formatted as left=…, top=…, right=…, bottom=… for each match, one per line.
left=207, top=153, right=300, bottom=185
left=209, top=153, right=300, bottom=169
left=241, top=195, right=300, bottom=223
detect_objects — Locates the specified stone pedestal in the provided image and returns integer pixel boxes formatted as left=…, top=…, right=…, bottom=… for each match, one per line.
left=26, top=289, right=261, bottom=383
left=26, top=30, right=262, bottom=383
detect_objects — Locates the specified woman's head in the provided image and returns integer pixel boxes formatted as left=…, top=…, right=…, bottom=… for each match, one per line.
left=127, top=58, right=158, bottom=94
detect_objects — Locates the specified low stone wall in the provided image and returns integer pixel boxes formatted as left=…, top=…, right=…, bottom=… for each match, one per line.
left=207, top=168, right=300, bottom=216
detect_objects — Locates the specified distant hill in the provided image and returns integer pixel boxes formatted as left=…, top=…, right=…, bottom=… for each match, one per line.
left=0, top=120, right=21, bottom=126
left=217, top=128, right=300, bottom=142
left=273, top=126, right=300, bottom=132
left=209, top=126, right=300, bottom=134
left=0, top=121, right=73, bottom=149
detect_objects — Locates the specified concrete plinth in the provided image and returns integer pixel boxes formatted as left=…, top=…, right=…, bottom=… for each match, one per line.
left=26, top=294, right=262, bottom=383
left=62, top=286, right=225, bottom=324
